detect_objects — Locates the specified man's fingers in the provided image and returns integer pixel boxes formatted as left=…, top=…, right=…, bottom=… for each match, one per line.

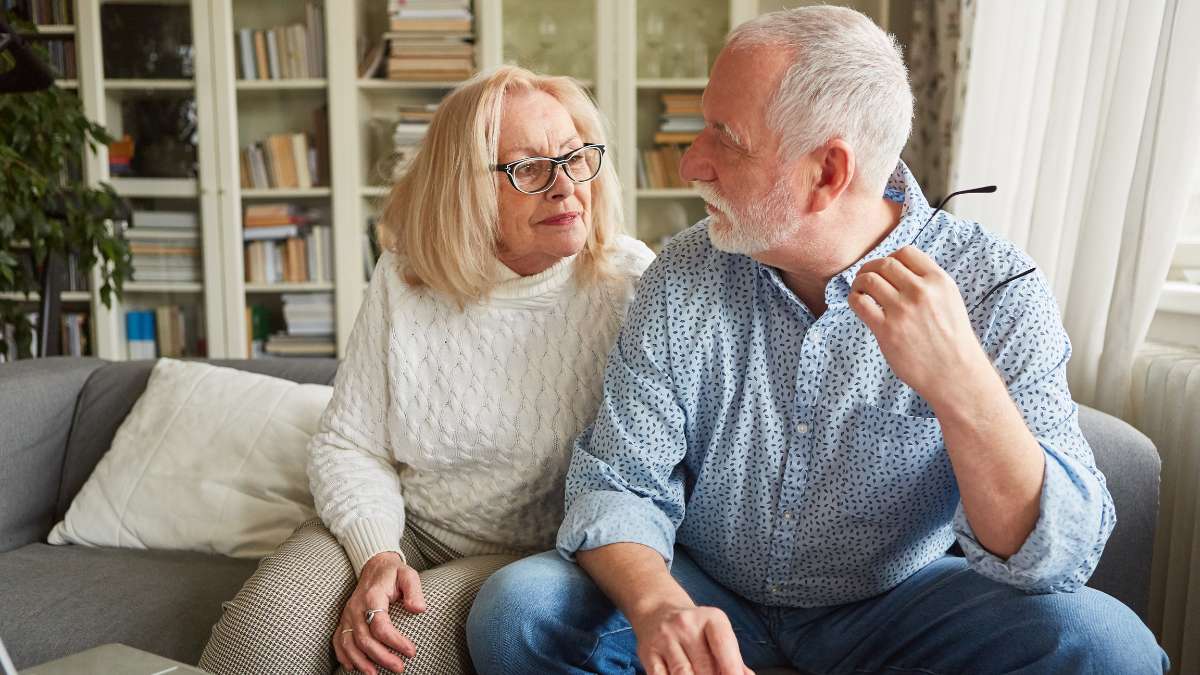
left=663, top=639, right=698, bottom=675
left=893, top=244, right=940, bottom=276
left=849, top=288, right=885, bottom=329
left=872, top=255, right=922, bottom=294
left=368, top=612, right=417, bottom=659
left=643, top=652, right=670, bottom=675
left=852, top=271, right=899, bottom=310
left=395, top=567, right=427, bottom=613
left=703, top=616, right=746, bottom=675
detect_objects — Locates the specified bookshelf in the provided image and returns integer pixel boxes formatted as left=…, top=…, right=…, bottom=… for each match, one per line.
left=26, top=0, right=890, bottom=361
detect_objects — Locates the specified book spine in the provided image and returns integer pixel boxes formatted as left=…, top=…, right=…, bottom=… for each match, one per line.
left=238, top=28, right=256, bottom=80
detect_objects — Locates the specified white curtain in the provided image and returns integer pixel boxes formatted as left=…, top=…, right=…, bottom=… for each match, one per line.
left=949, top=0, right=1200, bottom=419
left=950, top=1, right=1200, bottom=669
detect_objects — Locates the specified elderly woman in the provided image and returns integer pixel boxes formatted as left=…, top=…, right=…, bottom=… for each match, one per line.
left=197, top=65, right=652, bottom=675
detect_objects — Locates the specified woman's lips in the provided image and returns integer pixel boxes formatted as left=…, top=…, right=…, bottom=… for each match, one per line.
left=539, top=212, right=579, bottom=226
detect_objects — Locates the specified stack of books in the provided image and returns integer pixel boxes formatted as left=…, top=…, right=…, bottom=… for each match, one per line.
left=235, top=1, right=325, bottom=80
left=638, top=92, right=704, bottom=189
left=388, top=103, right=438, bottom=178
left=654, top=92, right=703, bottom=144
left=124, top=307, right=190, bottom=359
left=243, top=204, right=333, bottom=285
left=125, top=211, right=201, bottom=284
left=60, top=312, right=88, bottom=357
left=44, top=38, right=76, bottom=79
left=23, top=0, right=72, bottom=24
left=265, top=293, right=335, bottom=357
left=384, top=0, right=475, bottom=81
left=239, top=131, right=321, bottom=189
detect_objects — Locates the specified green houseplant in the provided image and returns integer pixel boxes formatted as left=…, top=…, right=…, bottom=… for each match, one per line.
left=0, top=21, right=132, bottom=359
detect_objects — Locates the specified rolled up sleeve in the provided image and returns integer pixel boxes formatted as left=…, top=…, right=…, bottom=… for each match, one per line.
left=556, top=261, right=688, bottom=565
left=956, top=274, right=1116, bottom=592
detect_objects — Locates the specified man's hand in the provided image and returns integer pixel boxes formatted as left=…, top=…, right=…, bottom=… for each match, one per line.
left=333, top=551, right=426, bottom=675
left=629, top=603, right=754, bottom=675
left=848, top=245, right=993, bottom=408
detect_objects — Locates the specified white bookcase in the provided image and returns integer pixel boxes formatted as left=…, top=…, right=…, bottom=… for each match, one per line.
left=56, top=0, right=888, bottom=361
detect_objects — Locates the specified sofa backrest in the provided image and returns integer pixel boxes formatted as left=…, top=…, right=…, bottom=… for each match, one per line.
left=0, top=357, right=106, bottom=553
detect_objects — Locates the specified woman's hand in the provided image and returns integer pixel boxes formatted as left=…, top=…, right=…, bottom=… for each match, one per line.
left=333, top=551, right=427, bottom=675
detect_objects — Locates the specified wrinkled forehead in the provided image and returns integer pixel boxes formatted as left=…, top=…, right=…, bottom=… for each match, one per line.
left=703, top=45, right=790, bottom=138
left=498, top=88, right=582, bottom=159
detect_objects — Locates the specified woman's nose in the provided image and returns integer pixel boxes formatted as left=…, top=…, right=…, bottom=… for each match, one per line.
left=545, top=165, right=575, bottom=201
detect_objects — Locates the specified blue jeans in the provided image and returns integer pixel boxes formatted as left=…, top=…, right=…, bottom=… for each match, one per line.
left=466, top=548, right=1168, bottom=674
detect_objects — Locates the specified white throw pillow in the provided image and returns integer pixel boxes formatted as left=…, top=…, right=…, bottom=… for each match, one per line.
left=48, top=358, right=333, bottom=558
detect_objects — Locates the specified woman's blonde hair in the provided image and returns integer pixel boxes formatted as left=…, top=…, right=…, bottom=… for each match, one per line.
left=377, top=65, right=623, bottom=306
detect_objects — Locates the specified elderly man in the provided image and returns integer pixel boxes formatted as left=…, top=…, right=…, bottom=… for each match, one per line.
left=467, top=6, right=1167, bottom=674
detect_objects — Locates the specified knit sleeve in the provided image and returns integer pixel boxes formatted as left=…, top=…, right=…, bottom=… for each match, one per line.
left=307, top=253, right=407, bottom=576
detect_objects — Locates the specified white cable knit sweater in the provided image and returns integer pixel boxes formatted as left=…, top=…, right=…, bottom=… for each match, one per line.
left=307, top=236, right=654, bottom=574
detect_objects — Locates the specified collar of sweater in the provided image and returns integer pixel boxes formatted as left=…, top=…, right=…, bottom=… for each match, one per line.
left=487, top=253, right=578, bottom=305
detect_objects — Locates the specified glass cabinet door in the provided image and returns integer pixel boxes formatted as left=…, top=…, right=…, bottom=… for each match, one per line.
left=96, top=0, right=220, bottom=359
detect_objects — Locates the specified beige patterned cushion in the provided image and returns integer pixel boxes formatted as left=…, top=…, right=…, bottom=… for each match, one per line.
left=199, top=518, right=518, bottom=675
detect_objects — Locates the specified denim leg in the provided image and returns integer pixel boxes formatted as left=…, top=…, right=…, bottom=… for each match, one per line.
left=466, top=548, right=785, bottom=674
left=771, top=556, right=1168, bottom=675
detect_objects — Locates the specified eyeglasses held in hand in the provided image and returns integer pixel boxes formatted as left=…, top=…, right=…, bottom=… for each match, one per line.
left=492, top=143, right=605, bottom=195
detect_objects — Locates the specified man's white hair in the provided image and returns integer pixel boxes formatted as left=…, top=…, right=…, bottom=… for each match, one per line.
left=726, top=5, right=913, bottom=192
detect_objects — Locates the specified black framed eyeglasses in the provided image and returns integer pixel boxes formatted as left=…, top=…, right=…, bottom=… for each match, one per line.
left=492, top=143, right=605, bottom=195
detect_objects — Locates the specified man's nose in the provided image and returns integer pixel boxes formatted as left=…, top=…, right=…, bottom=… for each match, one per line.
left=680, top=134, right=717, bottom=184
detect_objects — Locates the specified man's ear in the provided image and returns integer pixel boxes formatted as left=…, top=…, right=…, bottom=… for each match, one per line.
left=806, top=139, right=855, bottom=213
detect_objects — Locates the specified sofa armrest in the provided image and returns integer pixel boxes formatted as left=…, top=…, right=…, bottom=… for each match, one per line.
left=0, top=356, right=106, bottom=552
left=1078, top=404, right=1160, bottom=622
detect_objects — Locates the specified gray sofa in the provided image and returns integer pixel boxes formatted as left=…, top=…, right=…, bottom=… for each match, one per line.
left=0, top=356, right=1163, bottom=671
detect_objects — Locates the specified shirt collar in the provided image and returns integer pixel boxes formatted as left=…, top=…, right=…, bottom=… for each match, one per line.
left=834, top=161, right=933, bottom=289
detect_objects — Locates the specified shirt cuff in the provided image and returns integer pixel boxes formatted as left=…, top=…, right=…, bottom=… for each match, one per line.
left=954, top=441, right=1110, bottom=593
left=557, top=490, right=678, bottom=565
left=341, top=517, right=406, bottom=576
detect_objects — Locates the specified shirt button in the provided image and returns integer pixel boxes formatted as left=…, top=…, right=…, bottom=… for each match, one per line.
left=796, top=422, right=810, bottom=434
left=809, top=329, right=822, bottom=344
left=783, top=511, right=793, bottom=520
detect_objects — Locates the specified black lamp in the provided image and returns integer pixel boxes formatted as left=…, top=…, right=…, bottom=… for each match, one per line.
left=0, top=16, right=55, bottom=93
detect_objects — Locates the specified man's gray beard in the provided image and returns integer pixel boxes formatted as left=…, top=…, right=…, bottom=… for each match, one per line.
left=694, top=180, right=801, bottom=255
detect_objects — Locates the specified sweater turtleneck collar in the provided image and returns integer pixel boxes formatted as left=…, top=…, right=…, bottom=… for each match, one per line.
left=487, top=253, right=578, bottom=303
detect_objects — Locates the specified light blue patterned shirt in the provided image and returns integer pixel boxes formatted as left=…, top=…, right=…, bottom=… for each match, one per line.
left=557, top=162, right=1115, bottom=608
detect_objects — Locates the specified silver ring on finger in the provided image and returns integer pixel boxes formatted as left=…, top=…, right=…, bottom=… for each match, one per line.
left=341, top=628, right=354, bottom=635
left=365, top=608, right=387, bottom=624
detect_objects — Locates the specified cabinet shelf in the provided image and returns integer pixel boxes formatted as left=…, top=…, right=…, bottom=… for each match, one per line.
left=357, top=78, right=465, bottom=91
left=105, top=79, right=194, bottom=91
left=35, top=24, right=76, bottom=35
left=244, top=282, right=335, bottom=293
left=110, top=178, right=199, bottom=198
left=0, top=291, right=91, bottom=302
left=241, top=187, right=332, bottom=199
left=637, top=78, right=708, bottom=90
left=123, top=282, right=204, bottom=294
left=237, top=79, right=328, bottom=91
left=638, top=188, right=702, bottom=199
